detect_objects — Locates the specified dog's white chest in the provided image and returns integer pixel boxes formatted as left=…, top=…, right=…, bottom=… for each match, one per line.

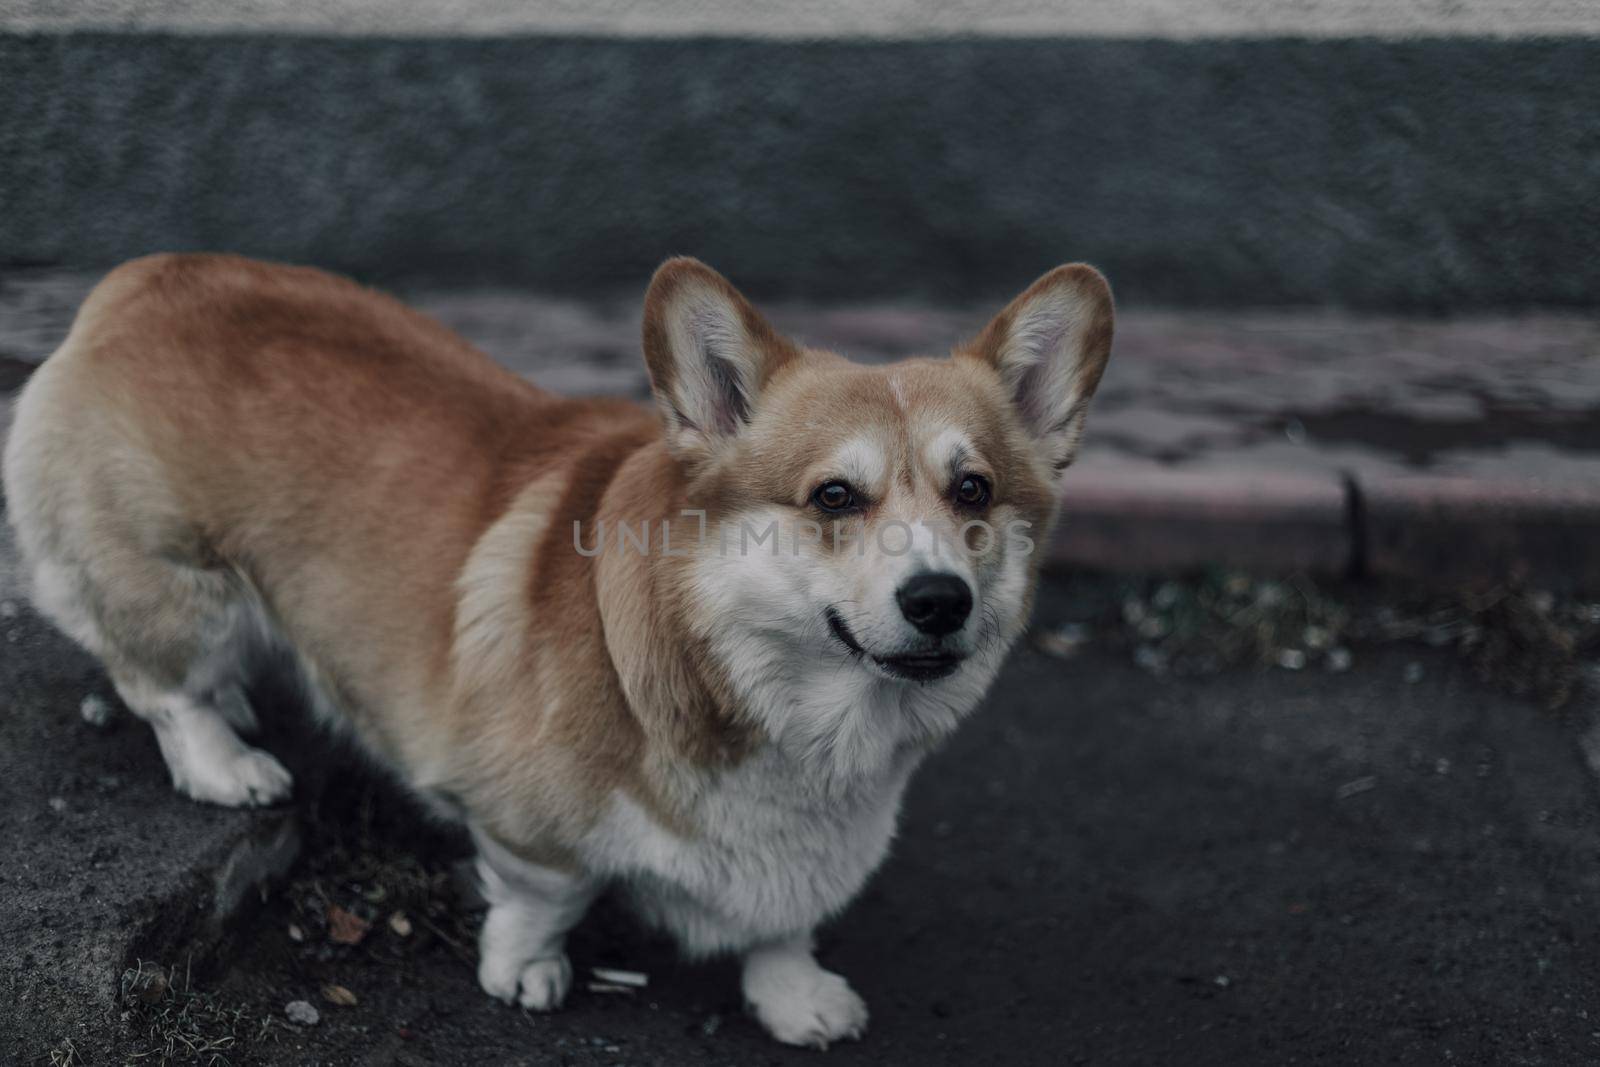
left=592, top=749, right=918, bottom=955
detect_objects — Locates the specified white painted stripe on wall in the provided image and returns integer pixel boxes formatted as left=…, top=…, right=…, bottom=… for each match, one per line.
left=5, top=0, right=1599, bottom=39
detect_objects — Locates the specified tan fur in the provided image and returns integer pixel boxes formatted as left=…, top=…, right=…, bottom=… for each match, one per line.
left=6, top=251, right=1109, bottom=849
left=9, top=255, right=699, bottom=848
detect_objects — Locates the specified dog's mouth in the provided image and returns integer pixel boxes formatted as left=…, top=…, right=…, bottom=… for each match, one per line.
left=825, top=607, right=964, bottom=683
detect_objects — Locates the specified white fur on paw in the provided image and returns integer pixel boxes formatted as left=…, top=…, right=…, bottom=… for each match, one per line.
left=516, top=956, right=573, bottom=1011
left=478, top=952, right=572, bottom=1011
left=175, top=748, right=293, bottom=808
left=747, top=968, right=869, bottom=1049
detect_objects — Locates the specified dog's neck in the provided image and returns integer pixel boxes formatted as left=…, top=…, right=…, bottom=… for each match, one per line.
left=594, top=443, right=756, bottom=773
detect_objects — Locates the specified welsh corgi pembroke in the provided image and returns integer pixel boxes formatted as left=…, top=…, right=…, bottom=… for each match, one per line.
left=3, top=254, right=1112, bottom=1047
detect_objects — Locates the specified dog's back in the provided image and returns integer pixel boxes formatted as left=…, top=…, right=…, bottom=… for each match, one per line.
left=3, top=253, right=654, bottom=800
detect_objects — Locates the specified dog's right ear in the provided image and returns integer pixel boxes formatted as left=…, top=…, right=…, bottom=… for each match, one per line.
left=961, top=264, right=1114, bottom=476
left=641, top=257, right=798, bottom=469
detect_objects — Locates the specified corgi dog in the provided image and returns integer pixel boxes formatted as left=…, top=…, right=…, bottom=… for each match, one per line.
left=3, top=254, right=1112, bottom=1047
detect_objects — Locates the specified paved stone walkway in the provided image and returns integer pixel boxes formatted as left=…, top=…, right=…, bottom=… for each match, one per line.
left=3, top=267, right=1597, bottom=581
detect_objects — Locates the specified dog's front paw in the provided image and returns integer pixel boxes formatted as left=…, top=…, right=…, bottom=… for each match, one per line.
left=478, top=950, right=573, bottom=1011
left=745, top=961, right=869, bottom=1049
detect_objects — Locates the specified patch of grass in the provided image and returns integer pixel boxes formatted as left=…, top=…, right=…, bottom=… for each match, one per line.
left=110, top=778, right=473, bottom=1066
left=47, top=1038, right=83, bottom=1067
left=119, top=960, right=279, bottom=1066
left=1363, top=585, right=1599, bottom=710
left=1038, top=570, right=1600, bottom=710
left=1111, top=571, right=1349, bottom=676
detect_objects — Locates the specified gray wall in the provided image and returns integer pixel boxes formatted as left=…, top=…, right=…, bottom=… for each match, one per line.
left=3, top=32, right=1598, bottom=307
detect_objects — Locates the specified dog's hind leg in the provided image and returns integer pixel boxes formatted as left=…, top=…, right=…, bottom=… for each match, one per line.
left=94, top=564, right=291, bottom=808
left=7, top=347, right=292, bottom=807
left=28, top=544, right=292, bottom=808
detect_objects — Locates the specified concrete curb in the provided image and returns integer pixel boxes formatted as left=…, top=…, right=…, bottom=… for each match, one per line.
left=1052, top=466, right=1350, bottom=575
left=1051, top=466, right=1600, bottom=588
left=1361, top=476, right=1600, bottom=588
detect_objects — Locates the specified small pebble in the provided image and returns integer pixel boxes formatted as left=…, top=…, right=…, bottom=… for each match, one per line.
left=286, top=1000, right=320, bottom=1026
left=388, top=912, right=413, bottom=938
left=1326, top=647, right=1353, bottom=672
left=322, top=983, right=358, bottom=1007
left=1336, top=776, right=1378, bottom=801
left=1276, top=649, right=1307, bottom=671
left=1404, top=661, right=1424, bottom=684
left=80, top=695, right=114, bottom=728
left=48, top=796, right=67, bottom=814
left=1033, top=622, right=1089, bottom=659
left=1133, top=645, right=1168, bottom=674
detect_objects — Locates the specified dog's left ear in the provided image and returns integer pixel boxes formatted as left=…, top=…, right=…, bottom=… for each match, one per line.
left=641, top=257, right=799, bottom=469
left=962, top=264, right=1114, bottom=474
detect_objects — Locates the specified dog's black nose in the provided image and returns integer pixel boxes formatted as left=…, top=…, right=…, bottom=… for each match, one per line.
left=896, top=572, right=973, bottom=636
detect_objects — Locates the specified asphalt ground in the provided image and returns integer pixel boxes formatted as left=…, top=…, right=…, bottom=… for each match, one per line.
left=7, top=572, right=1600, bottom=1065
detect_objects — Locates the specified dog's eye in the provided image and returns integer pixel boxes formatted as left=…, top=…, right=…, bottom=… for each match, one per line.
left=812, top=481, right=857, bottom=512
left=955, top=474, right=991, bottom=509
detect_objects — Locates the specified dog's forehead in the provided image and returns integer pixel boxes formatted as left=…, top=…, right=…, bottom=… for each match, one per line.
left=741, top=354, right=1013, bottom=491
left=764, top=355, right=998, bottom=440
